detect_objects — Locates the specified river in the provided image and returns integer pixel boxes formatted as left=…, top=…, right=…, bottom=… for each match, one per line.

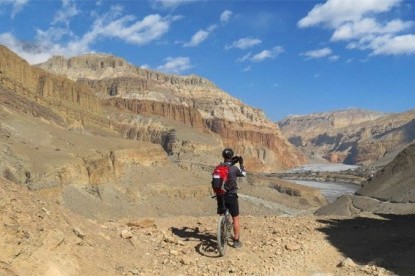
left=285, top=164, right=361, bottom=202
left=289, top=180, right=359, bottom=202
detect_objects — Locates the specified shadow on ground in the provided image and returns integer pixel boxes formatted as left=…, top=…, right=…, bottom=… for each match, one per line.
left=317, top=214, right=415, bottom=275
left=171, top=227, right=220, bottom=258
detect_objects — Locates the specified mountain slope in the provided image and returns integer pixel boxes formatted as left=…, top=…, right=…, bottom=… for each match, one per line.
left=278, top=108, right=415, bottom=165
left=38, top=53, right=306, bottom=172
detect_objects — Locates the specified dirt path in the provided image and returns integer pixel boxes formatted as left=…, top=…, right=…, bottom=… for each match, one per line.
left=239, top=193, right=307, bottom=216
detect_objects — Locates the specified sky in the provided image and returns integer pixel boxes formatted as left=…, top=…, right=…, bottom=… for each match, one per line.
left=0, top=0, right=415, bottom=121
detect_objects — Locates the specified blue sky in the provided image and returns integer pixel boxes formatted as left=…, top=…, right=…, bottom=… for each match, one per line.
left=1, top=0, right=414, bottom=121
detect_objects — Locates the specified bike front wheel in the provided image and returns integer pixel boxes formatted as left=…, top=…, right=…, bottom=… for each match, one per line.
left=217, top=214, right=229, bottom=256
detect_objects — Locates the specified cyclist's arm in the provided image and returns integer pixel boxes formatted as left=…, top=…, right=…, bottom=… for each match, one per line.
left=236, top=166, right=246, bottom=177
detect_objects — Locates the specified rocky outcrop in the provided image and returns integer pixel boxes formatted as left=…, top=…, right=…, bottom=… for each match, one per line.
left=278, top=108, right=415, bottom=165
left=279, top=109, right=385, bottom=137
left=0, top=45, right=101, bottom=115
left=316, top=143, right=415, bottom=216
left=104, top=98, right=207, bottom=129
left=38, top=54, right=216, bottom=88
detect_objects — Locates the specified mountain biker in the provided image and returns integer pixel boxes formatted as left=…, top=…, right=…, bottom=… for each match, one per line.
left=216, top=147, right=246, bottom=248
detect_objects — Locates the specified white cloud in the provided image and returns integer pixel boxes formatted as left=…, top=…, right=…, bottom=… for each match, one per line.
left=0, top=32, right=68, bottom=64
left=183, top=30, right=209, bottom=47
left=0, top=0, right=29, bottom=17
left=331, top=18, right=413, bottom=41
left=298, top=0, right=401, bottom=28
left=183, top=25, right=216, bottom=47
left=52, top=0, right=79, bottom=26
left=94, top=13, right=174, bottom=45
left=251, top=46, right=284, bottom=62
left=0, top=6, right=178, bottom=64
left=237, top=52, right=252, bottom=62
left=220, top=10, right=232, bottom=23
left=329, top=55, right=340, bottom=61
left=298, top=0, right=415, bottom=56
left=369, top=34, right=415, bottom=55
left=157, top=56, right=192, bottom=74
left=239, top=46, right=284, bottom=63
left=226, top=37, right=261, bottom=50
left=301, top=47, right=332, bottom=59
left=151, top=0, right=195, bottom=9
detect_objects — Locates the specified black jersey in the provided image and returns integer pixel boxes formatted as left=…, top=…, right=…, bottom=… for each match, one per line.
left=223, top=161, right=246, bottom=193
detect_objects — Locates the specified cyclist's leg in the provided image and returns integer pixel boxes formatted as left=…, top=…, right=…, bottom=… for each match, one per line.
left=216, top=195, right=226, bottom=214
left=232, top=215, right=240, bottom=241
left=225, top=193, right=240, bottom=240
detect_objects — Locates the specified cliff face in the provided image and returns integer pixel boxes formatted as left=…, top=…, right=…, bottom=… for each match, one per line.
left=278, top=109, right=415, bottom=165
left=38, top=53, right=306, bottom=172
left=0, top=46, right=101, bottom=116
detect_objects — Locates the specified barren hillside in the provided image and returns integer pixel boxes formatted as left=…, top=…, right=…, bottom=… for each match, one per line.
left=278, top=108, right=415, bottom=165
left=37, top=53, right=306, bottom=172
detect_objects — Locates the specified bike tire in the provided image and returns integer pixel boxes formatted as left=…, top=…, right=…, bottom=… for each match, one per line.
left=217, top=214, right=228, bottom=256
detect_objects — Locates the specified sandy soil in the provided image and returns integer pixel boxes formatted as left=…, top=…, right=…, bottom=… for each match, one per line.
left=2, top=177, right=413, bottom=276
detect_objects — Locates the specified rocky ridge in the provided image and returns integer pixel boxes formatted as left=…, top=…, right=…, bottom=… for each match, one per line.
left=38, top=53, right=306, bottom=172
left=278, top=108, right=415, bottom=165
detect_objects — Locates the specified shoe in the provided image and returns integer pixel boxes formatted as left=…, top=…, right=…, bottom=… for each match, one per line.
left=233, top=240, right=243, bottom=248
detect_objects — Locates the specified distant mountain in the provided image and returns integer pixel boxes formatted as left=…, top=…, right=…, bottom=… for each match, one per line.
left=278, top=108, right=415, bottom=165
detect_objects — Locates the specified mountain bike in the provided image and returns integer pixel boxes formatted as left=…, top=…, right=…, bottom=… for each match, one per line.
left=214, top=196, right=234, bottom=256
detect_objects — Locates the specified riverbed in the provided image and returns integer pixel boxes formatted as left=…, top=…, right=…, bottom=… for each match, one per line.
left=289, top=179, right=359, bottom=202
left=284, top=163, right=361, bottom=202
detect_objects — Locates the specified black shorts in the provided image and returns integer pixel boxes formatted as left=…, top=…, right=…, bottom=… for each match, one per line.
left=217, top=193, right=239, bottom=217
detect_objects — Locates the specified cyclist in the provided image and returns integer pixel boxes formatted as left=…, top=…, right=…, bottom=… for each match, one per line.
left=216, top=147, right=246, bottom=248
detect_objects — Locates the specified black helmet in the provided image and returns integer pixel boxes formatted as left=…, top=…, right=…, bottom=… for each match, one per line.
left=222, top=148, right=234, bottom=159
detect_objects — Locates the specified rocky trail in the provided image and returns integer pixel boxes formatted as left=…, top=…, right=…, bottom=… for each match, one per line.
left=3, top=177, right=414, bottom=276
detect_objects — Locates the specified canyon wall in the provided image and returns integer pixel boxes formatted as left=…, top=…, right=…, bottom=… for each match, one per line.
left=38, top=53, right=306, bottom=172
left=278, top=109, right=415, bottom=165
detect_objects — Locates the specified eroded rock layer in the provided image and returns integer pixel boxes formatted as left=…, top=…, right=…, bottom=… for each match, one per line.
left=278, top=108, right=415, bottom=165
left=38, top=53, right=306, bottom=172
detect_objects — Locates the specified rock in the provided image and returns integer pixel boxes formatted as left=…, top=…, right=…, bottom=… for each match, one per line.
left=180, top=258, right=191, bottom=265
left=338, top=257, right=356, bottom=268
left=41, top=207, right=50, bottom=215
left=73, top=226, right=86, bottom=239
left=129, top=268, right=139, bottom=275
left=169, top=249, right=179, bottom=256
left=285, top=242, right=302, bottom=251
left=121, top=229, right=133, bottom=239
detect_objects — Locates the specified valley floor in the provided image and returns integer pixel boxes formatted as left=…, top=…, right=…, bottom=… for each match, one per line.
left=1, top=178, right=414, bottom=276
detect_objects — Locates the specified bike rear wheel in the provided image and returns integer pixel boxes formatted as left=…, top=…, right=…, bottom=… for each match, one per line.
left=217, top=214, right=228, bottom=256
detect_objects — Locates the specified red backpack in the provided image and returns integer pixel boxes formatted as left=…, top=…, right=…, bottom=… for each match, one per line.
left=211, top=163, right=229, bottom=195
